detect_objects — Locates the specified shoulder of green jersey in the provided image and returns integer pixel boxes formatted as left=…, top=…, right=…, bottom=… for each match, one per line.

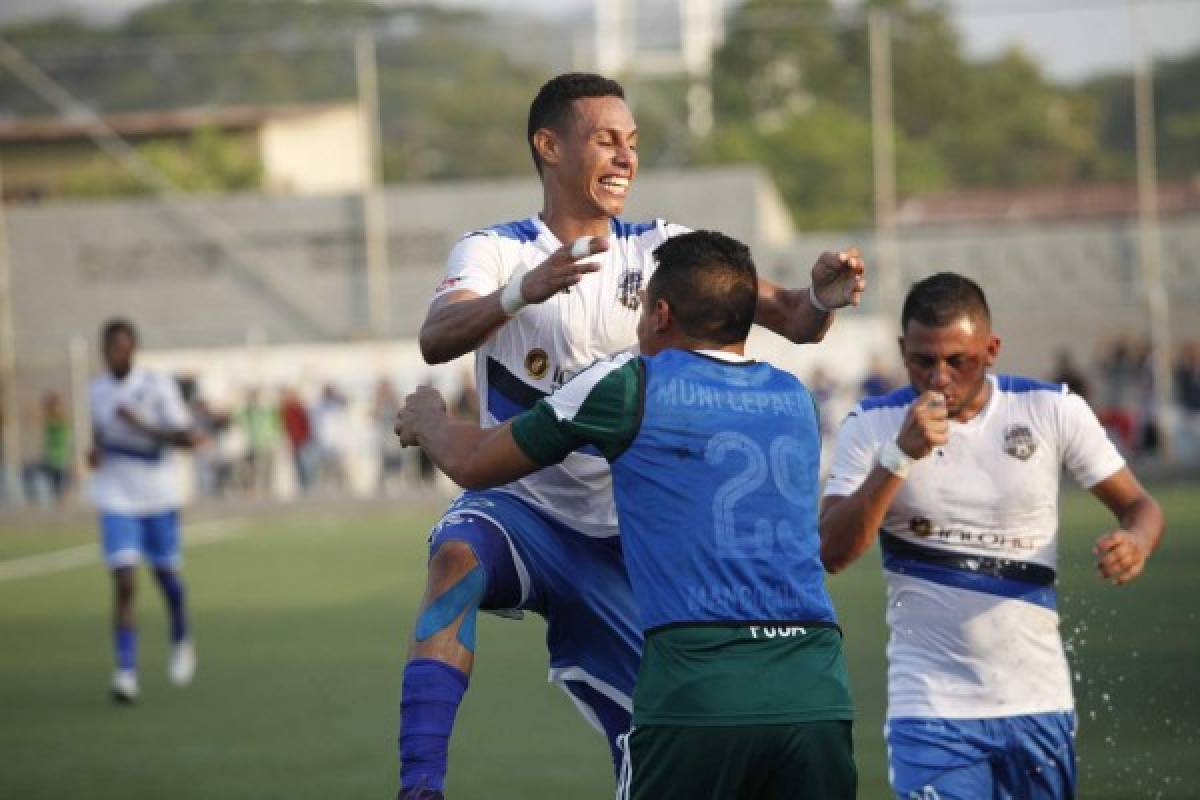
left=545, top=351, right=638, bottom=422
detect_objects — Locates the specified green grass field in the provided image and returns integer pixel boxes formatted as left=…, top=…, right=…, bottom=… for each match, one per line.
left=1, top=486, right=1197, bottom=799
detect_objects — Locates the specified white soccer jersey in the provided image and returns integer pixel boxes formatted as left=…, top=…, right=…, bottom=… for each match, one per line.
left=435, top=215, right=688, bottom=538
left=89, top=367, right=192, bottom=515
left=824, top=374, right=1125, bottom=719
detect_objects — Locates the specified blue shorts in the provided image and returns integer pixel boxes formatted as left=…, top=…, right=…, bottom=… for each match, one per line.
left=431, top=490, right=643, bottom=740
left=886, top=712, right=1077, bottom=799
left=100, top=510, right=182, bottom=570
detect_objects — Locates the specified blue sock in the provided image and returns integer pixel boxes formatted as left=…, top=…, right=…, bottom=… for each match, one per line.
left=114, top=625, right=137, bottom=671
left=399, top=658, right=469, bottom=792
left=154, top=569, right=188, bottom=644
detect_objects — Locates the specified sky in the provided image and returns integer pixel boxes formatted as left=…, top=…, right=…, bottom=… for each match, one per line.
left=2, top=0, right=1199, bottom=83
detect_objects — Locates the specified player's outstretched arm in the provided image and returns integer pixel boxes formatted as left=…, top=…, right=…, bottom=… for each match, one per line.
left=820, top=391, right=948, bottom=573
left=755, top=248, right=866, bottom=344
left=1088, top=468, right=1164, bottom=586
left=418, top=237, right=610, bottom=364
left=395, top=386, right=540, bottom=490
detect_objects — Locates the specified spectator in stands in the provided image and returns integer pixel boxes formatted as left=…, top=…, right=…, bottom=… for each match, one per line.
left=1051, top=349, right=1092, bottom=407
left=23, top=391, right=72, bottom=506
left=1176, top=341, right=1200, bottom=412
left=1096, top=337, right=1138, bottom=453
left=860, top=353, right=895, bottom=398
left=808, top=365, right=840, bottom=438
left=279, top=388, right=316, bottom=493
left=239, top=388, right=280, bottom=498
left=312, top=384, right=350, bottom=493
left=374, top=378, right=407, bottom=496
left=178, top=376, right=230, bottom=499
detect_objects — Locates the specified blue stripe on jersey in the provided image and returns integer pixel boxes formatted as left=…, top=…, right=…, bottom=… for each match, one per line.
left=884, top=555, right=1057, bottom=610
left=997, top=375, right=1063, bottom=394
left=859, top=385, right=917, bottom=412
left=880, top=532, right=1057, bottom=610
left=101, top=443, right=164, bottom=462
left=485, top=357, right=602, bottom=458
left=490, top=219, right=540, bottom=243
left=611, top=218, right=657, bottom=239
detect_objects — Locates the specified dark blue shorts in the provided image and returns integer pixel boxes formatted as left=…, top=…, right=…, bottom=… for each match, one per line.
left=886, top=712, right=1077, bottom=799
left=430, top=490, right=643, bottom=743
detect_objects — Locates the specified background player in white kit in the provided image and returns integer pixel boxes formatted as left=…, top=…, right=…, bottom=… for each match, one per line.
left=820, top=273, right=1164, bottom=799
left=396, top=73, right=866, bottom=799
left=89, top=319, right=199, bottom=703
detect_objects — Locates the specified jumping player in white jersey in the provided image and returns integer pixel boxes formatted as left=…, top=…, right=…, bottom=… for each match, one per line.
left=820, top=273, right=1164, bottom=799
left=396, top=72, right=866, bottom=798
left=89, top=319, right=199, bottom=703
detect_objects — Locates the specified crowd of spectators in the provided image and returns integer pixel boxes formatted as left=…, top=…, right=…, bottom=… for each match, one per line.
left=9, top=340, right=1200, bottom=509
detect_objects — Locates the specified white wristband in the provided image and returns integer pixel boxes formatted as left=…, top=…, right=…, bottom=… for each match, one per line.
left=879, top=439, right=914, bottom=479
left=808, top=285, right=833, bottom=314
left=500, top=263, right=531, bottom=316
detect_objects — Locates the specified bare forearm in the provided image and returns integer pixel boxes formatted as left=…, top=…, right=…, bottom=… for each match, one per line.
left=419, top=292, right=510, bottom=364
left=755, top=284, right=833, bottom=344
left=1119, top=494, right=1165, bottom=554
left=820, top=466, right=905, bottom=573
left=414, top=418, right=493, bottom=486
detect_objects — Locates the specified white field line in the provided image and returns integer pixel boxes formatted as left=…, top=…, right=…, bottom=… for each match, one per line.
left=0, top=518, right=248, bottom=584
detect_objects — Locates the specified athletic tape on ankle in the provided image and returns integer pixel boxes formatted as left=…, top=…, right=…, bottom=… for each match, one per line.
left=415, top=566, right=486, bottom=652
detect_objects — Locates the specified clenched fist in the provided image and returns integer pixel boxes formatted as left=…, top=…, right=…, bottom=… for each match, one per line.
left=896, top=391, right=949, bottom=460
left=395, top=385, right=448, bottom=447
left=811, top=246, right=867, bottom=310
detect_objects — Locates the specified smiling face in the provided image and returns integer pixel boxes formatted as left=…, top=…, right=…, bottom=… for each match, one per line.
left=899, top=312, right=1000, bottom=422
left=536, top=95, right=638, bottom=219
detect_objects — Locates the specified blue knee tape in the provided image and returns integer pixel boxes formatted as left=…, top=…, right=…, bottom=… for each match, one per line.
left=415, top=566, right=485, bottom=652
left=429, top=513, right=522, bottom=610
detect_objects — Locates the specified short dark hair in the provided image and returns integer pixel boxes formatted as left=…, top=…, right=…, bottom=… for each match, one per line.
left=901, top=272, right=991, bottom=331
left=527, top=72, right=625, bottom=174
left=101, top=317, right=137, bottom=345
left=648, top=231, right=758, bottom=345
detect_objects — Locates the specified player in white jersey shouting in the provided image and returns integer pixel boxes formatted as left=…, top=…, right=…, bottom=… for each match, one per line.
left=396, top=72, right=866, bottom=799
left=820, top=273, right=1164, bottom=799
left=89, top=319, right=199, bottom=703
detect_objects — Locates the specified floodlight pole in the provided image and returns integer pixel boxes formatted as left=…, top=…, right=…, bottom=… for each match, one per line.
left=1133, top=52, right=1174, bottom=460
left=0, top=154, right=21, bottom=502
left=68, top=335, right=90, bottom=490
left=868, top=9, right=901, bottom=325
left=356, top=31, right=390, bottom=338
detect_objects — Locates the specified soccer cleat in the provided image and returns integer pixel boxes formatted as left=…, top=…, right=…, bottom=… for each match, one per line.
left=111, top=669, right=139, bottom=704
left=168, top=639, right=196, bottom=686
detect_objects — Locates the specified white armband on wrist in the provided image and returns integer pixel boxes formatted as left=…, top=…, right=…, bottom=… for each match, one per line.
left=500, top=264, right=531, bottom=316
left=879, top=439, right=914, bottom=479
left=808, top=285, right=833, bottom=314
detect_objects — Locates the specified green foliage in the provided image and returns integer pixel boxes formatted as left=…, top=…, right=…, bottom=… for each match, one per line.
left=697, top=101, right=946, bottom=230
left=2, top=0, right=1198, bottom=222
left=61, top=128, right=261, bottom=197
left=703, top=0, right=1161, bottom=230
left=1086, top=49, right=1200, bottom=181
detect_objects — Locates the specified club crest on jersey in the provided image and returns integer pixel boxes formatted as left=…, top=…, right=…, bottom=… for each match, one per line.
left=1003, top=424, right=1037, bottom=461
left=618, top=267, right=642, bottom=311
left=524, top=348, right=550, bottom=380
left=909, top=517, right=934, bottom=537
